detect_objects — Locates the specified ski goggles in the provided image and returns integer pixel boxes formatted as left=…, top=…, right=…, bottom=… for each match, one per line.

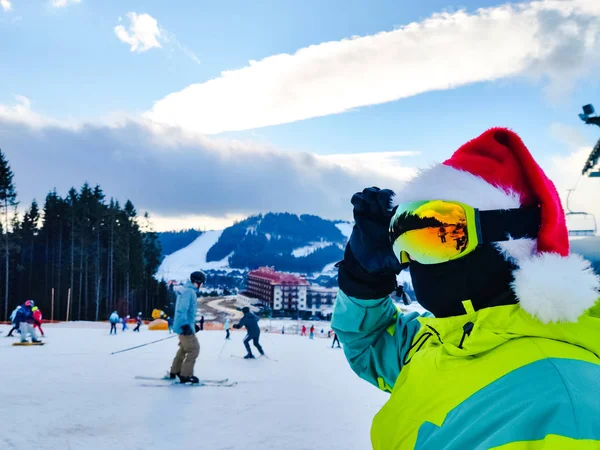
left=389, top=200, right=541, bottom=266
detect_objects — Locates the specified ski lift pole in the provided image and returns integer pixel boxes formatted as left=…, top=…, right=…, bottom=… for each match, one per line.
left=111, top=334, right=177, bottom=355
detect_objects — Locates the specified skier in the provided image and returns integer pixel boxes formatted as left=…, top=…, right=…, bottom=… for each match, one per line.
left=31, top=305, right=45, bottom=337
left=14, top=300, right=41, bottom=343
left=309, top=325, right=315, bottom=339
left=332, top=128, right=600, bottom=449
left=331, top=331, right=341, bottom=349
left=233, top=306, right=264, bottom=359
left=109, top=311, right=119, bottom=335
left=133, top=313, right=142, bottom=332
left=122, top=315, right=130, bottom=332
left=224, top=318, right=231, bottom=340
left=6, top=305, right=21, bottom=337
left=169, top=270, right=205, bottom=384
left=199, top=315, right=204, bottom=331
left=167, top=316, right=174, bottom=334
left=301, top=325, right=307, bottom=336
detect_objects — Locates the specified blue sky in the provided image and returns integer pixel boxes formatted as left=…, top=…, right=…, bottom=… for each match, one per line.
left=1, top=0, right=599, bottom=230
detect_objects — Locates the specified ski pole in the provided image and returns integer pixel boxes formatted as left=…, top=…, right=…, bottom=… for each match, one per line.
left=111, top=334, right=177, bottom=355
left=218, top=338, right=229, bottom=359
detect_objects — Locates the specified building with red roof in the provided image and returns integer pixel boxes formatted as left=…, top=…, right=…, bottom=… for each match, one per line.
left=246, top=267, right=310, bottom=313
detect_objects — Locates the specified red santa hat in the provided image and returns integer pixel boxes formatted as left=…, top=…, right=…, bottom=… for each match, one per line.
left=394, top=128, right=599, bottom=323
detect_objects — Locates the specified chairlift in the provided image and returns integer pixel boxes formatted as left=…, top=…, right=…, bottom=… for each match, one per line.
left=565, top=189, right=597, bottom=237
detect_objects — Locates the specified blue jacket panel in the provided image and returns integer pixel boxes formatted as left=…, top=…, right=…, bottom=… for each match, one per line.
left=173, top=282, right=198, bottom=334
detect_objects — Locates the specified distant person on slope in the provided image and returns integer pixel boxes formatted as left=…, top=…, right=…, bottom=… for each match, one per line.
left=109, top=311, right=119, bottom=335
left=233, top=307, right=264, bottom=359
left=331, top=331, right=341, bottom=349
left=133, top=313, right=143, bottom=332
left=6, top=305, right=21, bottom=337
left=224, top=318, right=231, bottom=340
left=31, top=305, right=45, bottom=337
left=122, top=315, right=130, bottom=332
left=309, top=325, right=315, bottom=339
left=15, top=300, right=41, bottom=343
left=169, top=270, right=205, bottom=384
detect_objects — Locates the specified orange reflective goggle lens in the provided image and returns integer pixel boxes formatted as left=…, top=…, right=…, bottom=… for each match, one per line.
left=389, top=200, right=477, bottom=265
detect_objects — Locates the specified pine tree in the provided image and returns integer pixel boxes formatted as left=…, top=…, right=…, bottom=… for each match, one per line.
left=0, top=150, right=17, bottom=320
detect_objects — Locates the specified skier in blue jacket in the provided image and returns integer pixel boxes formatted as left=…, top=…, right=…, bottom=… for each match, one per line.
left=109, top=311, right=119, bottom=335
left=169, top=271, right=205, bottom=384
left=15, top=300, right=41, bottom=343
left=233, top=307, right=264, bottom=359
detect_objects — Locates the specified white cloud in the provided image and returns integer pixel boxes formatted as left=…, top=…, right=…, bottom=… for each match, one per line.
left=146, top=0, right=600, bottom=135
left=114, top=12, right=162, bottom=53
left=319, top=151, right=419, bottom=181
left=148, top=213, right=247, bottom=232
left=1, top=0, right=12, bottom=12
left=0, top=98, right=412, bottom=225
left=51, top=0, right=81, bottom=8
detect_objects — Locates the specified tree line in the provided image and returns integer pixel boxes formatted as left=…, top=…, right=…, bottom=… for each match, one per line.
left=0, top=149, right=168, bottom=322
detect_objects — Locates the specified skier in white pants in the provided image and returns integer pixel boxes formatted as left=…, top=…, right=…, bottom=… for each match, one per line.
left=14, top=300, right=41, bottom=343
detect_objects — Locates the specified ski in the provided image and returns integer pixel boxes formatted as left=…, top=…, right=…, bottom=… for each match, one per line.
left=231, top=354, right=278, bottom=362
left=134, top=375, right=229, bottom=383
left=139, top=381, right=237, bottom=388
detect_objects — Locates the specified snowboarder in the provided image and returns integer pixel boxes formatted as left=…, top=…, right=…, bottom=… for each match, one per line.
left=331, top=331, right=341, bottom=348
left=109, top=311, right=119, bottom=335
left=233, top=306, right=264, bottom=359
left=169, top=270, right=205, bottom=384
left=224, top=318, right=230, bottom=340
left=167, top=316, right=174, bottom=334
left=301, top=325, right=307, bottom=336
left=14, top=300, right=41, bottom=343
left=281, top=326, right=285, bottom=334
left=199, top=315, right=204, bottom=331
left=122, top=315, right=130, bottom=332
left=6, top=305, right=21, bottom=337
left=332, top=128, right=600, bottom=449
left=133, top=313, right=142, bottom=332
left=31, top=305, right=45, bottom=337
left=309, top=325, right=315, bottom=339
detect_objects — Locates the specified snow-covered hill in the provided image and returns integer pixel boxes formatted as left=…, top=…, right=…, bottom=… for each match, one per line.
left=156, top=217, right=354, bottom=281
left=156, top=230, right=233, bottom=282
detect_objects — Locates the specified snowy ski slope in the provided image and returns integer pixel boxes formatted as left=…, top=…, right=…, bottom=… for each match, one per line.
left=0, top=323, right=386, bottom=450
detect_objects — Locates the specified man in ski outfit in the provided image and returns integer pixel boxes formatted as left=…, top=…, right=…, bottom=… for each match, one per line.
left=109, top=311, right=119, bottom=335
left=233, top=306, right=264, bottom=359
left=14, top=300, right=42, bottom=343
left=133, top=312, right=142, bottom=332
left=169, top=270, right=205, bottom=384
left=333, top=128, right=600, bottom=449
left=224, top=318, right=231, bottom=340
left=7, top=305, right=21, bottom=337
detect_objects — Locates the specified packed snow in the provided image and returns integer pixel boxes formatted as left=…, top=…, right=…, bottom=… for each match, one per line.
left=155, top=230, right=232, bottom=281
left=1, top=322, right=387, bottom=450
left=291, top=241, right=339, bottom=257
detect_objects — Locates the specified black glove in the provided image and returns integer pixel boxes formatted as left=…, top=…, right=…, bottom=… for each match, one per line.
left=194, top=324, right=200, bottom=333
left=181, top=324, right=193, bottom=336
left=337, top=187, right=402, bottom=299
left=233, top=324, right=240, bottom=329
